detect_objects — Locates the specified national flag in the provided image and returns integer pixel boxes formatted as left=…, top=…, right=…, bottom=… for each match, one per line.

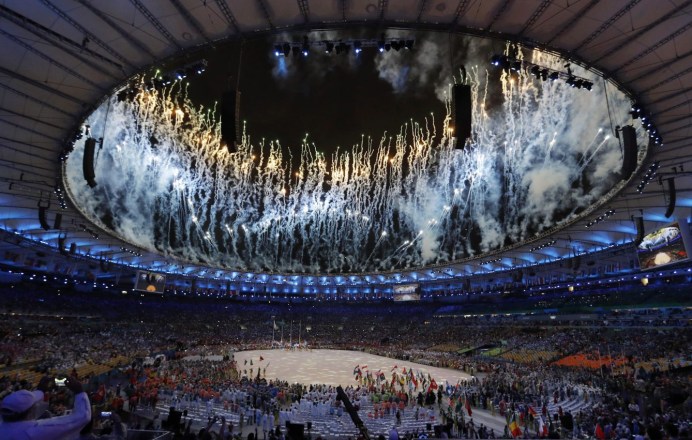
left=428, top=378, right=438, bottom=392
left=594, top=423, right=605, bottom=440
left=528, top=406, right=537, bottom=418
left=465, top=396, right=472, bottom=416
left=391, top=365, right=398, bottom=372
left=361, top=365, right=367, bottom=370
left=259, top=356, right=264, bottom=361
left=537, top=416, right=547, bottom=438
left=509, top=413, right=522, bottom=438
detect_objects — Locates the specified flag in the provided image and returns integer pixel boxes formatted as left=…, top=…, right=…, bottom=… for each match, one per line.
left=259, top=356, right=264, bottom=361
left=537, top=416, right=547, bottom=438
left=528, top=406, right=537, bottom=418
left=594, top=423, right=605, bottom=440
left=402, top=367, right=407, bottom=374
left=509, top=413, right=522, bottom=438
left=361, top=365, right=367, bottom=370
left=428, top=378, right=438, bottom=392
left=391, top=365, right=398, bottom=372
left=465, top=396, right=472, bottom=416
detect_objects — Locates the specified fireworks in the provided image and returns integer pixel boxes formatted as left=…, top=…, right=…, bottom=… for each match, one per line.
left=65, top=50, right=637, bottom=274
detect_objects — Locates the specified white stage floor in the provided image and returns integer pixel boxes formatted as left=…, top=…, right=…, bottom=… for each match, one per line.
left=233, top=348, right=473, bottom=388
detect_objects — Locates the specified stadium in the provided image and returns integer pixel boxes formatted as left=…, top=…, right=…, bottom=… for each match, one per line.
left=0, top=1, right=690, bottom=439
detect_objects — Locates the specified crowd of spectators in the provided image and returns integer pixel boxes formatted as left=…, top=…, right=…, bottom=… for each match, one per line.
left=0, top=283, right=689, bottom=439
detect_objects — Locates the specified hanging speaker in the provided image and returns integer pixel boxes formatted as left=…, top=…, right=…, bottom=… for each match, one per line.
left=58, top=235, right=68, bottom=255
left=620, top=126, right=637, bottom=180
left=53, top=213, right=62, bottom=230
left=220, top=90, right=239, bottom=152
left=452, top=84, right=472, bottom=148
left=634, top=216, right=645, bottom=246
left=83, top=137, right=97, bottom=188
left=664, top=178, right=676, bottom=218
left=69, top=242, right=77, bottom=255
left=38, top=206, right=50, bottom=230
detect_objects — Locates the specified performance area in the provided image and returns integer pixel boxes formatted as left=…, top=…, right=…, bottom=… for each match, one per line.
left=154, top=349, right=533, bottom=439
left=233, top=349, right=473, bottom=388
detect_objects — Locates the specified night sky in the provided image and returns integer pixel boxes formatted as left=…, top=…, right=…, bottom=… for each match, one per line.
left=183, top=36, right=447, bottom=159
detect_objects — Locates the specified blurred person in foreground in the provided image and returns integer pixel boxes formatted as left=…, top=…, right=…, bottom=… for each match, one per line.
left=0, top=375, right=91, bottom=439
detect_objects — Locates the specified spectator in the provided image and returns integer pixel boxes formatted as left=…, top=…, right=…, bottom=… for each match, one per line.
left=0, top=376, right=91, bottom=440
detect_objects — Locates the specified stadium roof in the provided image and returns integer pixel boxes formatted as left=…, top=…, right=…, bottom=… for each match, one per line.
left=0, top=0, right=690, bottom=291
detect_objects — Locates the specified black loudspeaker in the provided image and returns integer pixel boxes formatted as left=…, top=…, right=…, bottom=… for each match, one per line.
left=452, top=84, right=472, bottom=148
left=69, top=242, right=77, bottom=255
left=58, top=235, right=68, bottom=256
left=286, top=422, right=304, bottom=440
left=83, top=137, right=97, bottom=188
left=53, top=213, right=62, bottom=230
left=38, top=206, right=50, bottom=230
left=634, top=216, right=645, bottom=246
left=664, top=178, right=676, bottom=218
left=220, top=90, right=239, bottom=152
left=621, top=125, right=637, bottom=180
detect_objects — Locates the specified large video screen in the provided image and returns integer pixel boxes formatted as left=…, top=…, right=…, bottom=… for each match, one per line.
left=637, top=222, right=690, bottom=270
left=134, top=271, right=166, bottom=293
left=393, top=284, right=420, bottom=301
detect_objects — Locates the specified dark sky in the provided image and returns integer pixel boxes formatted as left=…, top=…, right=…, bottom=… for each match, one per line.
left=184, top=37, right=443, bottom=157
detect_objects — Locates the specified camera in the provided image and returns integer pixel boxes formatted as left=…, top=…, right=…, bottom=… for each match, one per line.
left=54, top=377, right=67, bottom=387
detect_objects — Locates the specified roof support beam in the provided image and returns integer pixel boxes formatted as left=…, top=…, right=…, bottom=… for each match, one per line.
left=378, top=0, right=388, bottom=21
left=0, top=5, right=123, bottom=74
left=0, top=118, right=61, bottom=141
left=572, top=0, right=641, bottom=53
left=416, top=0, right=429, bottom=22
left=214, top=0, right=242, bottom=34
left=256, top=0, right=275, bottom=30
left=77, top=0, right=156, bottom=59
left=487, top=0, right=512, bottom=32
left=297, top=0, right=310, bottom=24
left=0, top=84, right=73, bottom=118
left=340, top=0, right=348, bottom=21
left=0, top=66, right=84, bottom=106
left=40, top=0, right=133, bottom=70
left=619, top=23, right=692, bottom=71
left=546, top=0, right=600, bottom=45
left=0, top=28, right=103, bottom=90
left=518, top=0, right=552, bottom=36
left=129, top=0, right=182, bottom=50
left=628, top=49, right=692, bottom=83
left=0, top=106, right=66, bottom=131
left=169, top=0, right=212, bottom=43
left=592, top=0, right=692, bottom=64
left=640, top=65, right=692, bottom=93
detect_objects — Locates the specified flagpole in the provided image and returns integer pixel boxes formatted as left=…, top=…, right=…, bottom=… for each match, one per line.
left=289, top=320, right=293, bottom=347
left=299, top=320, right=302, bottom=346
left=272, top=315, right=275, bottom=347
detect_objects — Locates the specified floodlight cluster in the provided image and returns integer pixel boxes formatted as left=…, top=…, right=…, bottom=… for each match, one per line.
left=585, top=209, right=615, bottom=228
left=636, top=161, right=660, bottom=194
left=530, top=239, right=556, bottom=252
